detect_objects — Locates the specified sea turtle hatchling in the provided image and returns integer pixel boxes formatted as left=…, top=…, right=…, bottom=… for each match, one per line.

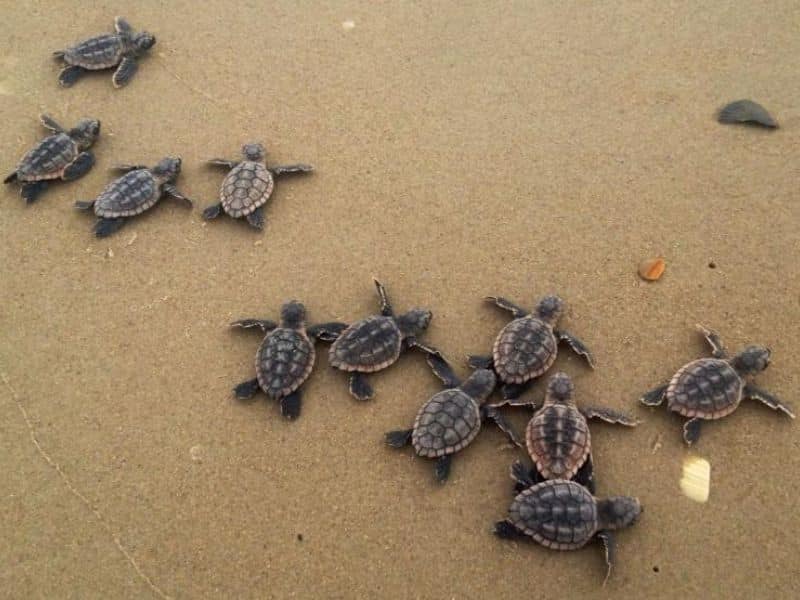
left=327, top=279, right=440, bottom=401
left=4, top=114, right=100, bottom=203
left=54, top=17, right=155, bottom=88
left=75, top=157, right=192, bottom=237
left=494, top=477, right=641, bottom=583
left=202, top=143, right=313, bottom=230
left=385, top=354, right=521, bottom=482
left=231, top=301, right=346, bottom=419
left=641, top=324, right=795, bottom=445
left=469, top=295, right=595, bottom=400
left=508, top=372, right=637, bottom=494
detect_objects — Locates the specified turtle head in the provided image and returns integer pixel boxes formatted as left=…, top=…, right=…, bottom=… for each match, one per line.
left=133, top=31, right=156, bottom=53
left=731, top=345, right=770, bottom=376
left=597, top=496, right=641, bottom=531
left=461, top=368, right=497, bottom=402
left=535, top=295, right=565, bottom=325
left=396, top=308, right=432, bottom=338
left=242, top=143, right=265, bottom=162
left=545, top=371, right=574, bottom=405
left=280, top=300, right=306, bottom=329
left=152, top=157, right=181, bottom=182
left=70, top=118, right=101, bottom=150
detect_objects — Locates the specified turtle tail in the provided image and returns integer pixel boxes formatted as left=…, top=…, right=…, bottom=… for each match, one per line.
left=3, top=171, right=17, bottom=184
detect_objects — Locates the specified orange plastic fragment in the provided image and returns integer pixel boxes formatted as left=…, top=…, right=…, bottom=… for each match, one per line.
left=638, top=257, right=666, bottom=281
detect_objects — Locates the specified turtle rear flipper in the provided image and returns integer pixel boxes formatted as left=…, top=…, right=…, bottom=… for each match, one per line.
left=434, top=455, right=452, bottom=482
left=21, top=181, right=48, bottom=203
left=75, top=200, right=95, bottom=210
left=307, top=322, right=348, bottom=342
left=467, top=354, right=493, bottom=370
left=493, top=520, right=528, bottom=540
left=640, top=384, right=667, bottom=406
left=112, top=56, right=138, bottom=88
left=202, top=203, right=223, bottom=220
left=683, top=418, right=702, bottom=445
left=59, top=65, right=86, bottom=87
left=3, top=172, right=17, bottom=184
left=94, top=217, right=126, bottom=238
left=246, top=206, right=265, bottom=230
left=279, top=390, right=302, bottom=420
left=234, top=378, right=260, bottom=400
left=349, top=373, right=374, bottom=401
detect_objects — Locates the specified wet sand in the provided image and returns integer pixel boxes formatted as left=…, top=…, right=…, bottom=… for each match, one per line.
left=1, top=2, right=798, bottom=598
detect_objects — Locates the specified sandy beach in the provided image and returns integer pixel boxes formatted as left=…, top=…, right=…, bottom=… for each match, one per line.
left=1, top=1, right=798, bottom=598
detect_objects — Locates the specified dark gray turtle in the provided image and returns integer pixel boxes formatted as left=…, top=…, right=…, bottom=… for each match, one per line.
left=641, top=325, right=795, bottom=445
left=231, top=301, right=346, bottom=419
left=468, top=295, right=595, bottom=400
left=386, top=354, right=520, bottom=482
left=4, top=114, right=100, bottom=203
left=327, top=279, right=439, bottom=401
left=717, top=100, right=777, bottom=128
left=494, top=477, right=641, bottom=583
left=54, top=17, right=155, bottom=88
left=75, top=157, right=192, bottom=237
left=202, top=143, right=312, bottom=230
left=505, top=372, right=637, bottom=495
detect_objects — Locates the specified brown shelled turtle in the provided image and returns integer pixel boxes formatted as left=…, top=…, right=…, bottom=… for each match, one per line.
left=231, top=301, right=345, bottom=419
left=641, top=325, right=795, bottom=445
left=508, top=372, right=637, bottom=494
left=4, top=114, right=100, bottom=203
left=75, top=157, right=192, bottom=237
left=202, top=142, right=313, bottom=230
left=54, top=17, right=155, bottom=88
left=469, top=295, right=595, bottom=400
left=386, top=354, right=520, bottom=482
left=327, top=279, right=439, bottom=401
left=494, top=477, right=641, bottom=583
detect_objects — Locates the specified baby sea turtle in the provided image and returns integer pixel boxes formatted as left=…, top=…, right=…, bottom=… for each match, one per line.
left=468, top=295, right=595, bottom=400
left=54, top=17, right=155, bottom=88
left=75, top=157, right=191, bottom=237
left=509, top=372, right=637, bottom=494
left=327, top=279, right=439, bottom=401
left=231, top=301, right=346, bottom=419
left=641, top=325, right=795, bottom=445
left=385, top=354, right=520, bottom=482
left=717, top=100, right=777, bottom=129
left=202, top=143, right=313, bottom=230
left=494, top=477, right=641, bottom=583
left=4, top=114, right=100, bottom=203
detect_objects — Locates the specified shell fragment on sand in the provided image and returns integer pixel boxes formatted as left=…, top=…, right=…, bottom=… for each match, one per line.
left=680, top=455, right=710, bottom=503
left=717, top=100, right=777, bottom=128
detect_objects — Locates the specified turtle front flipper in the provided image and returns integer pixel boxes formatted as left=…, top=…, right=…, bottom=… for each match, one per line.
left=349, top=372, right=374, bottom=401
left=373, top=279, right=394, bottom=316
left=482, top=405, right=522, bottom=447
left=467, top=354, right=493, bottom=370
left=581, top=406, right=639, bottom=426
left=493, top=520, right=528, bottom=540
left=270, top=164, right=314, bottom=176
left=696, top=324, right=727, bottom=358
left=486, top=296, right=529, bottom=318
left=501, top=380, right=532, bottom=401
left=74, top=200, right=95, bottom=210
left=58, top=65, right=86, bottom=87
left=230, top=318, right=277, bottom=333
left=234, top=378, right=261, bottom=400
left=246, top=206, right=265, bottom=230
left=39, top=114, right=65, bottom=133
left=115, top=16, right=134, bottom=35
left=202, top=203, right=223, bottom=220
left=279, top=390, right=302, bottom=420
left=555, top=329, right=595, bottom=368
left=434, top=455, right=452, bottom=482
left=307, top=322, right=348, bottom=342
left=640, top=383, right=668, bottom=406
left=163, top=183, right=193, bottom=206
left=596, top=530, right=616, bottom=585
left=744, top=384, right=795, bottom=418
left=683, top=418, right=702, bottom=445
left=425, top=352, right=461, bottom=388
left=21, top=181, right=48, bottom=203
left=510, top=459, right=539, bottom=490
left=385, top=429, right=413, bottom=448
left=112, top=164, right=149, bottom=172
left=112, top=56, right=138, bottom=88
left=207, top=159, right=240, bottom=169
left=62, top=151, right=95, bottom=181
left=94, top=217, right=126, bottom=238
